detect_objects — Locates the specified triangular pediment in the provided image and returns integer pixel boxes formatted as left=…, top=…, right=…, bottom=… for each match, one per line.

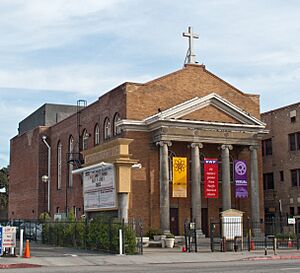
left=143, top=93, right=265, bottom=126
left=180, top=105, right=240, bottom=124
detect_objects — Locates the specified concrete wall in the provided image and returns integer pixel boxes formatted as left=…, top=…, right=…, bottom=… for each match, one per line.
left=19, top=104, right=78, bottom=135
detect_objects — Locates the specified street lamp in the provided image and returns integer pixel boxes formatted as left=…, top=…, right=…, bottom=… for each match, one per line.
left=41, top=175, right=50, bottom=213
left=42, top=134, right=51, bottom=215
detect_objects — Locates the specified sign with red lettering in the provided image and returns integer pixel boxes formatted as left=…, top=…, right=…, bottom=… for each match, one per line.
left=3, top=227, right=16, bottom=248
left=204, top=158, right=218, bottom=198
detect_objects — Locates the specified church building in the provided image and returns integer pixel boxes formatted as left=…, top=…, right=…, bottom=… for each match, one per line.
left=9, top=28, right=267, bottom=236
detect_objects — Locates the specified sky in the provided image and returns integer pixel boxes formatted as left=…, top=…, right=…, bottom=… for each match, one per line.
left=0, top=0, right=300, bottom=167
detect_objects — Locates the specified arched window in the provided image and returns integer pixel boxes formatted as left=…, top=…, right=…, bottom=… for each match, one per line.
left=113, top=113, right=121, bottom=136
left=104, top=118, right=111, bottom=140
left=94, top=124, right=100, bottom=145
left=57, top=141, right=62, bottom=190
left=68, top=136, right=74, bottom=187
left=82, top=129, right=88, bottom=150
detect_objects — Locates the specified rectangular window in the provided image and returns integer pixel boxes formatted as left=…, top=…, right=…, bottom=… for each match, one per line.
left=297, top=133, right=300, bottom=150
left=291, top=169, right=300, bottom=187
left=290, top=207, right=295, bottom=216
left=263, top=173, right=274, bottom=190
left=289, top=133, right=296, bottom=151
left=57, top=143, right=62, bottom=190
left=262, top=138, right=272, bottom=156
left=280, top=171, right=284, bottom=181
left=288, top=131, right=300, bottom=151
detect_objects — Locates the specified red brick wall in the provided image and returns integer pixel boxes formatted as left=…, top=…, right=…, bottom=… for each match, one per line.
left=9, top=65, right=264, bottom=231
left=9, top=127, right=49, bottom=219
left=126, top=65, right=260, bottom=120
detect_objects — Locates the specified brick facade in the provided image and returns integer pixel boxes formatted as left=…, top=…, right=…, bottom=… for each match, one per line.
left=9, top=64, right=265, bottom=236
left=261, top=103, right=300, bottom=219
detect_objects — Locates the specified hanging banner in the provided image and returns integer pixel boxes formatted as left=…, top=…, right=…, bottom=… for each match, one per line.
left=172, top=157, right=187, bottom=198
left=234, top=160, right=248, bottom=198
left=204, top=158, right=218, bottom=198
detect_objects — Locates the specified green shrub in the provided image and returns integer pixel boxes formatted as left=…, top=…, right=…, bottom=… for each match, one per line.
left=166, top=233, right=175, bottom=238
left=146, top=228, right=163, bottom=239
left=275, top=232, right=296, bottom=240
left=41, top=216, right=137, bottom=254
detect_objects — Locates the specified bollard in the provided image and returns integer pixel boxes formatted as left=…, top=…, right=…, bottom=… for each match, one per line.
left=19, top=229, right=24, bottom=257
left=119, top=229, right=123, bottom=255
left=264, top=236, right=267, bottom=256
left=273, top=237, right=277, bottom=255
left=210, top=224, right=215, bottom=252
left=194, top=229, right=197, bottom=253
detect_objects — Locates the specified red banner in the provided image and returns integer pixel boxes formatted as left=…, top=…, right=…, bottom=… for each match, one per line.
left=204, top=158, right=218, bottom=198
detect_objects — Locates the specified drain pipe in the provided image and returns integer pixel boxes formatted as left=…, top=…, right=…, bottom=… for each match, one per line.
left=42, top=136, right=51, bottom=214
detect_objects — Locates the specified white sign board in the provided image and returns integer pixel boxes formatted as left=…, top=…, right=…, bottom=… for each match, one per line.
left=83, top=163, right=116, bottom=211
left=222, top=216, right=242, bottom=240
left=3, top=227, right=16, bottom=248
left=288, top=218, right=296, bottom=225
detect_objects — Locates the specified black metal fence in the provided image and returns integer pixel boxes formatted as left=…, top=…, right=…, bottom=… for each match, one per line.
left=1, top=218, right=144, bottom=255
left=210, top=217, right=300, bottom=252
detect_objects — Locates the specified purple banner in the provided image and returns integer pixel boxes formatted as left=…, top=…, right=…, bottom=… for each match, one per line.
left=234, top=160, right=248, bottom=198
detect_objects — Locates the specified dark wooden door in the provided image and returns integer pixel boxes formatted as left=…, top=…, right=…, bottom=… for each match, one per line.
left=170, top=208, right=179, bottom=235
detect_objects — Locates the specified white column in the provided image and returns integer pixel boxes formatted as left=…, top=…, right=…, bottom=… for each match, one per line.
left=191, top=143, right=203, bottom=236
left=156, top=141, right=172, bottom=234
left=250, top=145, right=261, bottom=237
left=118, top=193, right=129, bottom=223
left=221, top=144, right=233, bottom=211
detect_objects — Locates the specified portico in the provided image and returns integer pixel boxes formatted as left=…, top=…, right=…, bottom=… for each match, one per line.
left=119, top=93, right=267, bottom=236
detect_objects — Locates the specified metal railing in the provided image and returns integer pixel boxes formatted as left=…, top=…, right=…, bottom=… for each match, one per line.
left=210, top=217, right=300, bottom=252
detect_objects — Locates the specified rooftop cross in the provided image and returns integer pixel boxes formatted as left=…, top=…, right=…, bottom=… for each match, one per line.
left=183, top=26, right=199, bottom=64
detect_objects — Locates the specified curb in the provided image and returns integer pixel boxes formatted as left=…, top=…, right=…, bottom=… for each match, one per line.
left=0, top=263, right=42, bottom=269
left=245, top=255, right=300, bottom=261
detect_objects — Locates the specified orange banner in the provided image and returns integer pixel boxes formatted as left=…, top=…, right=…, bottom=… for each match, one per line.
left=172, top=157, right=187, bottom=198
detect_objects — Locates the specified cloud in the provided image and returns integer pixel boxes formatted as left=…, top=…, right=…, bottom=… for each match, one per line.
left=0, top=0, right=300, bottom=168
left=0, top=0, right=125, bottom=51
left=0, top=64, right=154, bottom=96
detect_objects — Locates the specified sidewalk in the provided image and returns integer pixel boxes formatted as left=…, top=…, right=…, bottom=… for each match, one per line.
left=1, top=244, right=300, bottom=269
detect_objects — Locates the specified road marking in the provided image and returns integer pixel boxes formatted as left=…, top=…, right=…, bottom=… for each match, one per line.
left=63, top=253, right=78, bottom=257
left=281, top=268, right=300, bottom=270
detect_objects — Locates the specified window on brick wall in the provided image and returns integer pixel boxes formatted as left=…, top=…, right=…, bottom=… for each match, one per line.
left=68, top=136, right=74, bottom=187
left=104, top=117, right=111, bottom=140
left=57, top=141, right=62, bottom=190
left=94, top=124, right=100, bottom=145
left=280, top=170, right=284, bottom=182
left=290, top=207, right=295, bottom=217
left=82, top=129, right=88, bottom=150
left=262, top=138, right=272, bottom=156
left=288, top=132, right=300, bottom=151
left=291, top=169, right=300, bottom=187
left=113, top=113, right=121, bottom=136
left=263, top=173, right=274, bottom=190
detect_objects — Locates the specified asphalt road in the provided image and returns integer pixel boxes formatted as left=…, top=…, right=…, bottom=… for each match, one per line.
left=5, top=259, right=300, bottom=273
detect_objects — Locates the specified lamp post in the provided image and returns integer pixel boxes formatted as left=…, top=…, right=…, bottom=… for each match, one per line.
left=42, top=135, right=51, bottom=214
left=41, top=175, right=50, bottom=213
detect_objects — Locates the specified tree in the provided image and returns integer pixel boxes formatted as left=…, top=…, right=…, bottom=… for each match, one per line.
left=0, top=166, right=9, bottom=208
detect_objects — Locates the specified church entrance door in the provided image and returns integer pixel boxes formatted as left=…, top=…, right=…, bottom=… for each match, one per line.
left=170, top=208, right=179, bottom=235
